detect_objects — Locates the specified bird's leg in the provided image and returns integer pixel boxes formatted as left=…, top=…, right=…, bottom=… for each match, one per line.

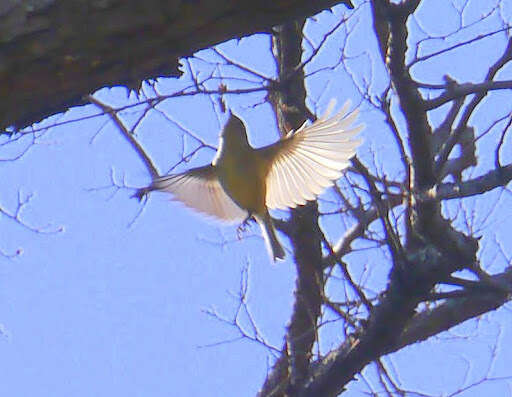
left=237, top=212, right=255, bottom=239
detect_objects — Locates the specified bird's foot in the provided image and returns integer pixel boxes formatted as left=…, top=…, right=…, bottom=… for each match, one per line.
left=237, top=214, right=254, bottom=239
left=132, top=187, right=149, bottom=201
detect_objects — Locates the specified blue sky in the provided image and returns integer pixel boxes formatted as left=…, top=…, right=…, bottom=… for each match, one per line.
left=2, top=1, right=512, bottom=396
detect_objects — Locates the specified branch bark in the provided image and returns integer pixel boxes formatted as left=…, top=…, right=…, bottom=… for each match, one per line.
left=0, top=0, right=353, bottom=132
left=259, top=17, right=324, bottom=397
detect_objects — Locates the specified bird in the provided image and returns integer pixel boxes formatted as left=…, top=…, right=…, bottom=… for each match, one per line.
left=136, top=100, right=364, bottom=262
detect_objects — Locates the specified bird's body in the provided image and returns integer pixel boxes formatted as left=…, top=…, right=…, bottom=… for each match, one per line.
left=137, top=100, right=364, bottom=262
left=214, top=120, right=267, bottom=216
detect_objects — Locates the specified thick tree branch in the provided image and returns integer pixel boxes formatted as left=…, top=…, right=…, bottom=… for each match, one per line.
left=432, top=164, right=512, bottom=201
left=259, top=18, right=323, bottom=397
left=424, top=80, right=512, bottom=111
left=301, top=267, right=512, bottom=397
left=397, top=268, right=512, bottom=350
left=0, top=0, right=353, bottom=132
left=385, top=1, right=433, bottom=191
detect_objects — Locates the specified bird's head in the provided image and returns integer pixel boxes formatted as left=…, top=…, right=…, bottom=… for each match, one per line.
left=220, top=113, right=250, bottom=147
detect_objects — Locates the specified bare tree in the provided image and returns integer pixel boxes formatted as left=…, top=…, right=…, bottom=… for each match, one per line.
left=3, top=0, right=512, bottom=396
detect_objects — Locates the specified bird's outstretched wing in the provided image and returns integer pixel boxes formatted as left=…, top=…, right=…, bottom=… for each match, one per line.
left=258, top=100, right=364, bottom=210
left=142, top=165, right=248, bottom=222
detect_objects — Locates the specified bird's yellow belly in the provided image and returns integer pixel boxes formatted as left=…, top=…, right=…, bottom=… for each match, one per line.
left=217, top=154, right=266, bottom=214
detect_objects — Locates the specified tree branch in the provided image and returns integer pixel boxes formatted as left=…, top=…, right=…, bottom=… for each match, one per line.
left=1, top=0, right=354, bottom=131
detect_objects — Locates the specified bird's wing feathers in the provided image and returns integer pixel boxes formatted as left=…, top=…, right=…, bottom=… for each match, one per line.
left=150, top=165, right=248, bottom=222
left=258, top=100, right=364, bottom=210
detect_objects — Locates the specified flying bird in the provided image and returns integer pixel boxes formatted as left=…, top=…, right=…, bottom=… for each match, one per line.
left=136, top=100, right=364, bottom=261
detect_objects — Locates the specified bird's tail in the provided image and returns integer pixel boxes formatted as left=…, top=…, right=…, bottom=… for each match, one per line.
left=256, top=212, right=285, bottom=262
